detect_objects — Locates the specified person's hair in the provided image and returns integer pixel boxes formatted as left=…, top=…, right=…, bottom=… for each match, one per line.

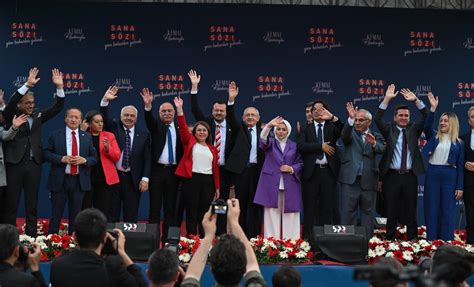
left=209, top=234, right=247, bottom=285
left=65, top=107, right=83, bottom=119
left=467, top=106, right=474, bottom=116
left=370, top=257, right=404, bottom=287
left=84, top=110, right=103, bottom=124
left=272, top=266, right=301, bottom=287
left=432, top=244, right=474, bottom=286
left=148, top=248, right=179, bottom=285
left=243, top=106, right=260, bottom=116
left=74, top=208, right=107, bottom=249
left=312, top=100, right=331, bottom=112
left=192, top=121, right=212, bottom=144
left=121, top=105, right=138, bottom=117
left=357, top=109, right=373, bottom=121
left=305, top=101, right=314, bottom=109
left=394, top=105, right=409, bottom=116
left=0, top=224, right=19, bottom=261
left=212, top=101, right=227, bottom=107
left=436, top=112, right=460, bottom=144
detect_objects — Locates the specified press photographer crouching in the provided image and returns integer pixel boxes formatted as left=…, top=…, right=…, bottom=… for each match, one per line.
left=0, top=224, right=46, bottom=287
left=50, top=208, right=146, bottom=287
left=147, top=248, right=186, bottom=287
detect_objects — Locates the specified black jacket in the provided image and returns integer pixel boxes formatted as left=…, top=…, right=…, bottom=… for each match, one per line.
left=0, top=262, right=46, bottom=287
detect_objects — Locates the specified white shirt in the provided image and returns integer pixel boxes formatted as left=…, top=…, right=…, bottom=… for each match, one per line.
left=248, top=126, right=258, bottom=164
left=192, top=144, right=213, bottom=174
left=65, top=127, right=80, bottom=174
left=215, top=120, right=227, bottom=166
left=390, top=126, right=413, bottom=170
left=470, top=129, right=474, bottom=150
left=314, top=121, right=328, bottom=165
left=429, top=134, right=451, bottom=165
left=116, top=126, right=135, bottom=172
left=158, top=122, right=177, bottom=165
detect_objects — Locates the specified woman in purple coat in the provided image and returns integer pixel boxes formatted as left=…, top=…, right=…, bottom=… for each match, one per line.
left=254, top=116, right=303, bottom=240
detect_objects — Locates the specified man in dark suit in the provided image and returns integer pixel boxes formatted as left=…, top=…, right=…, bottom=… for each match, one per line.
left=141, top=88, right=183, bottom=244
left=374, top=84, right=428, bottom=240
left=187, top=70, right=240, bottom=234
left=44, top=108, right=98, bottom=234
left=298, top=100, right=344, bottom=239
left=0, top=224, right=46, bottom=287
left=50, top=208, right=146, bottom=287
left=99, top=86, right=151, bottom=223
left=339, top=103, right=386, bottom=238
left=461, top=106, right=474, bottom=244
left=2, top=68, right=65, bottom=237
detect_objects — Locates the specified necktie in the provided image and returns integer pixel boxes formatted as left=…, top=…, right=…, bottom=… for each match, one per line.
left=167, top=125, right=174, bottom=164
left=215, top=124, right=221, bottom=162
left=400, top=129, right=407, bottom=173
left=71, top=131, right=78, bottom=175
left=122, top=129, right=131, bottom=169
left=316, top=123, right=323, bottom=160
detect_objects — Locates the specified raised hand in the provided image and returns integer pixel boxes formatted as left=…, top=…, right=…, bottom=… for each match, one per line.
left=188, top=69, right=201, bottom=91
left=366, top=133, right=376, bottom=146
left=346, top=102, right=357, bottom=119
left=228, top=81, right=239, bottom=102
left=322, top=141, right=335, bottom=156
left=80, top=120, right=89, bottom=132
left=103, top=86, right=118, bottom=101
left=268, top=116, right=283, bottom=127
left=296, top=121, right=301, bottom=134
left=317, top=106, right=333, bottom=121
left=384, top=84, right=398, bottom=100
left=11, top=114, right=28, bottom=129
left=103, top=138, right=109, bottom=153
left=427, top=92, right=439, bottom=112
left=173, top=96, right=183, bottom=109
left=140, top=88, right=154, bottom=108
left=52, top=68, right=64, bottom=89
left=26, top=67, right=40, bottom=87
left=400, top=88, right=418, bottom=102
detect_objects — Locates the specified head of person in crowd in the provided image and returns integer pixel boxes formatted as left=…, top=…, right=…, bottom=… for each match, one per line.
left=212, top=101, right=227, bottom=124
left=272, top=266, right=301, bottom=287
left=65, top=108, right=83, bottom=131
left=311, top=100, right=331, bottom=123
left=192, top=121, right=212, bottom=145
left=0, top=224, right=40, bottom=271
left=431, top=244, right=474, bottom=287
left=209, top=234, right=247, bottom=285
left=274, top=119, right=292, bottom=143
left=393, top=105, right=410, bottom=128
left=467, top=106, right=474, bottom=130
left=436, top=112, right=460, bottom=143
left=74, top=208, right=109, bottom=253
left=305, top=101, right=314, bottom=124
left=370, top=257, right=407, bottom=287
left=242, top=107, right=260, bottom=128
left=159, top=102, right=175, bottom=125
left=147, top=248, right=181, bottom=287
left=84, top=110, right=104, bottom=136
left=121, top=105, right=138, bottom=129
left=354, top=109, right=372, bottom=133
left=17, top=91, right=35, bottom=116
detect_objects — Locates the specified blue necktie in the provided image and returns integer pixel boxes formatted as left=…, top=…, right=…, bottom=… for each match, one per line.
left=167, top=125, right=174, bottom=164
left=122, top=129, right=131, bottom=169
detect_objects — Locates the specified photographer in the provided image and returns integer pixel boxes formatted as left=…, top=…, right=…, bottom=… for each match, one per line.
left=0, top=224, right=46, bottom=287
left=50, top=208, right=146, bottom=287
left=147, top=248, right=185, bottom=287
left=431, top=245, right=474, bottom=287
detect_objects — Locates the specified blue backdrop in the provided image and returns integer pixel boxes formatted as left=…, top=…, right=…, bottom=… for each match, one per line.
left=1, top=1, right=473, bottom=222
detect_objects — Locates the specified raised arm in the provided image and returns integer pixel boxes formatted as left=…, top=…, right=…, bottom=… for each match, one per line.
left=341, top=102, right=357, bottom=145
left=141, top=88, right=157, bottom=133
left=423, top=92, right=438, bottom=140
left=4, top=68, right=40, bottom=125
left=375, top=84, right=399, bottom=136
left=100, top=86, right=119, bottom=132
left=226, top=81, right=241, bottom=132
left=41, top=68, right=65, bottom=123
left=188, top=69, right=207, bottom=122
left=260, top=116, right=283, bottom=150
left=1, top=114, right=28, bottom=141
left=174, top=96, right=191, bottom=145
left=400, top=88, right=428, bottom=134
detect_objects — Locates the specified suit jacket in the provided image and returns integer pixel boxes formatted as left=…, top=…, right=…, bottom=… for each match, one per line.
left=96, top=131, right=121, bottom=186
left=144, top=109, right=183, bottom=165
left=100, top=105, right=151, bottom=190
left=0, top=262, right=46, bottom=287
left=297, top=119, right=344, bottom=179
left=175, top=114, right=220, bottom=190
left=338, top=122, right=386, bottom=191
left=44, top=128, right=98, bottom=191
left=254, top=136, right=303, bottom=212
left=3, top=90, right=65, bottom=164
left=50, top=249, right=146, bottom=287
left=461, top=131, right=474, bottom=188
left=374, top=105, right=428, bottom=176
left=0, top=127, right=19, bottom=186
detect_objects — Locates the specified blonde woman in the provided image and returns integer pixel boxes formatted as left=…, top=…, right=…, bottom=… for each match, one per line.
left=423, top=92, right=464, bottom=241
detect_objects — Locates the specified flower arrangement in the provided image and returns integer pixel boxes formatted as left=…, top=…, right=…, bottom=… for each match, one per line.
left=177, top=235, right=201, bottom=263
left=19, top=233, right=76, bottom=262
left=249, top=236, right=313, bottom=264
left=19, top=219, right=69, bottom=236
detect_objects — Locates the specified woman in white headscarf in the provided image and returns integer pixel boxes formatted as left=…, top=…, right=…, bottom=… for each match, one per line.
left=254, top=117, right=303, bottom=240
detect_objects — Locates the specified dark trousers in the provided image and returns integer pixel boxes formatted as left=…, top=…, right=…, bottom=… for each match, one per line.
left=175, top=182, right=185, bottom=227
left=383, top=170, right=418, bottom=240
left=48, top=175, right=84, bottom=235
left=234, top=164, right=261, bottom=238
left=302, top=165, right=337, bottom=240
left=82, top=179, right=115, bottom=221
left=182, top=173, right=215, bottom=237
left=465, top=184, right=474, bottom=244
left=216, top=166, right=232, bottom=235
left=110, top=172, right=142, bottom=223
left=149, top=164, right=179, bottom=244
left=0, top=186, right=6, bottom=223
left=3, top=161, right=42, bottom=237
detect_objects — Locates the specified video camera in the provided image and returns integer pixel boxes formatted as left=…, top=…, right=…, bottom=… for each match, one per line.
left=354, top=264, right=437, bottom=287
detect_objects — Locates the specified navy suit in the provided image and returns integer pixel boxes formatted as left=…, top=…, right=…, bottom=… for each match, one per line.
left=44, top=128, right=97, bottom=234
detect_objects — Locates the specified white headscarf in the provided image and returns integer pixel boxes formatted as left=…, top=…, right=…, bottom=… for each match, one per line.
left=273, top=119, right=292, bottom=144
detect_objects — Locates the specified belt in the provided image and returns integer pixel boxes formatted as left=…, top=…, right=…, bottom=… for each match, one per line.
left=314, top=164, right=329, bottom=168
left=117, top=170, right=131, bottom=176
left=247, top=163, right=258, bottom=167
left=65, top=174, right=78, bottom=177
left=157, top=163, right=176, bottom=168
left=389, top=168, right=413, bottom=175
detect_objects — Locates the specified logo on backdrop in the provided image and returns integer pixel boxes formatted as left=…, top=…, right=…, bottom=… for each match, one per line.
left=104, top=24, right=142, bottom=51
left=263, top=31, right=284, bottom=44
left=452, top=82, right=474, bottom=108
left=204, top=25, right=244, bottom=52
left=54, top=72, right=92, bottom=96
left=6, top=22, right=45, bottom=48
left=114, top=78, right=134, bottom=92
left=362, top=33, right=384, bottom=47
left=212, top=80, right=230, bottom=92
left=312, top=81, right=334, bottom=95
left=304, top=27, right=342, bottom=54
left=163, top=29, right=184, bottom=43
left=404, top=31, right=442, bottom=56
left=155, top=74, right=189, bottom=98
left=13, top=76, right=28, bottom=88
left=253, top=75, right=291, bottom=102
left=464, top=37, right=474, bottom=50
left=353, top=79, right=385, bottom=104
left=413, top=85, right=432, bottom=98
left=64, top=28, right=86, bottom=42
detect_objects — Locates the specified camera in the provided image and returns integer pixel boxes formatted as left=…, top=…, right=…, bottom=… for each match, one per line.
left=354, top=265, right=437, bottom=287
left=102, top=230, right=119, bottom=255
left=211, top=199, right=228, bottom=215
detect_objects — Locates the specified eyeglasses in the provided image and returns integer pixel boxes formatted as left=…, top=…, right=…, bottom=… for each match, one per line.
left=354, top=118, right=369, bottom=122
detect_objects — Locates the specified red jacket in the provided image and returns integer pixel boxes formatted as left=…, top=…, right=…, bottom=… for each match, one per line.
left=175, top=114, right=220, bottom=190
left=97, top=131, right=121, bottom=185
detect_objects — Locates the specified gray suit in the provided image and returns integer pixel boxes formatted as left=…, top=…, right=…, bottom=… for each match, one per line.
left=338, top=121, right=385, bottom=237
left=0, top=127, right=19, bottom=186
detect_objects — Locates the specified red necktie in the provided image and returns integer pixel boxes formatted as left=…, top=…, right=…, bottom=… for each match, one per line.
left=71, top=131, right=78, bottom=175
left=215, top=124, right=221, bottom=161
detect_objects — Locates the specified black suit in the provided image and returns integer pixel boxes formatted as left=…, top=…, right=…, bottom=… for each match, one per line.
left=298, top=119, right=343, bottom=239
left=101, top=105, right=151, bottom=223
left=2, top=89, right=64, bottom=236
left=50, top=249, right=146, bottom=287
left=144, top=108, right=183, bottom=244
left=461, top=131, right=474, bottom=244
left=374, top=104, right=428, bottom=240
left=0, top=262, right=46, bottom=287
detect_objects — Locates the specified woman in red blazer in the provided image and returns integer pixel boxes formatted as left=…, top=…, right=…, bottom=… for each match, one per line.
left=81, top=110, right=121, bottom=221
left=174, top=96, right=220, bottom=237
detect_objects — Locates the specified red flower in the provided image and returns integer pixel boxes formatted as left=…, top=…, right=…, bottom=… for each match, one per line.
left=306, top=251, right=314, bottom=261
left=268, top=248, right=278, bottom=257
left=40, top=251, right=49, bottom=262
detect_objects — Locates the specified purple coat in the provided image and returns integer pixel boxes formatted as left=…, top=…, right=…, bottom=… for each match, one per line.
left=254, top=137, right=303, bottom=212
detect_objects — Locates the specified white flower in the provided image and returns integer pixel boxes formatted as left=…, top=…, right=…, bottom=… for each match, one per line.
left=368, top=249, right=377, bottom=258
left=290, top=240, right=296, bottom=245
left=179, top=253, right=191, bottom=263
left=300, top=242, right=310, bottom=252
left=402, top=251, right=413, bottom=261
left=285, top=247, right=293, bottom=252
left=19, top=235, right=35, bottom=243
left=386, top=252, right=394, bottom=258
left=35, top=236, right=47, bottom=244
left=295, top=251, right=306, bottom=258
left=398, top=226, right=407, bottom=234
left=465, top=245, right=474, bottom=253
left=369, top=237, right=383, bottom=244
left=411, top=243, right=420, bottom=253
left=418, top=240, right=430, bottom=247
left=375, top=245, right=386, bottom=256
left=388, top=243, right=399, bottom=251
left=268, top=242, right=277, bottom=249
left=401, top=241, right=412, bottom=248
left=279, top=251, right=288, bottom=259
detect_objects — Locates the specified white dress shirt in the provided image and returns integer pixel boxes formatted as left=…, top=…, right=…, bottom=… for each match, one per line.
left=215, top=120, right=227, bottom=166
left=65, top=127, right=80, bottom=174
left=314, top=121, right=328, bottom=165
left=158, top=122, right=177, bottom=165
left=248, top=126, right=258, bottom=164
